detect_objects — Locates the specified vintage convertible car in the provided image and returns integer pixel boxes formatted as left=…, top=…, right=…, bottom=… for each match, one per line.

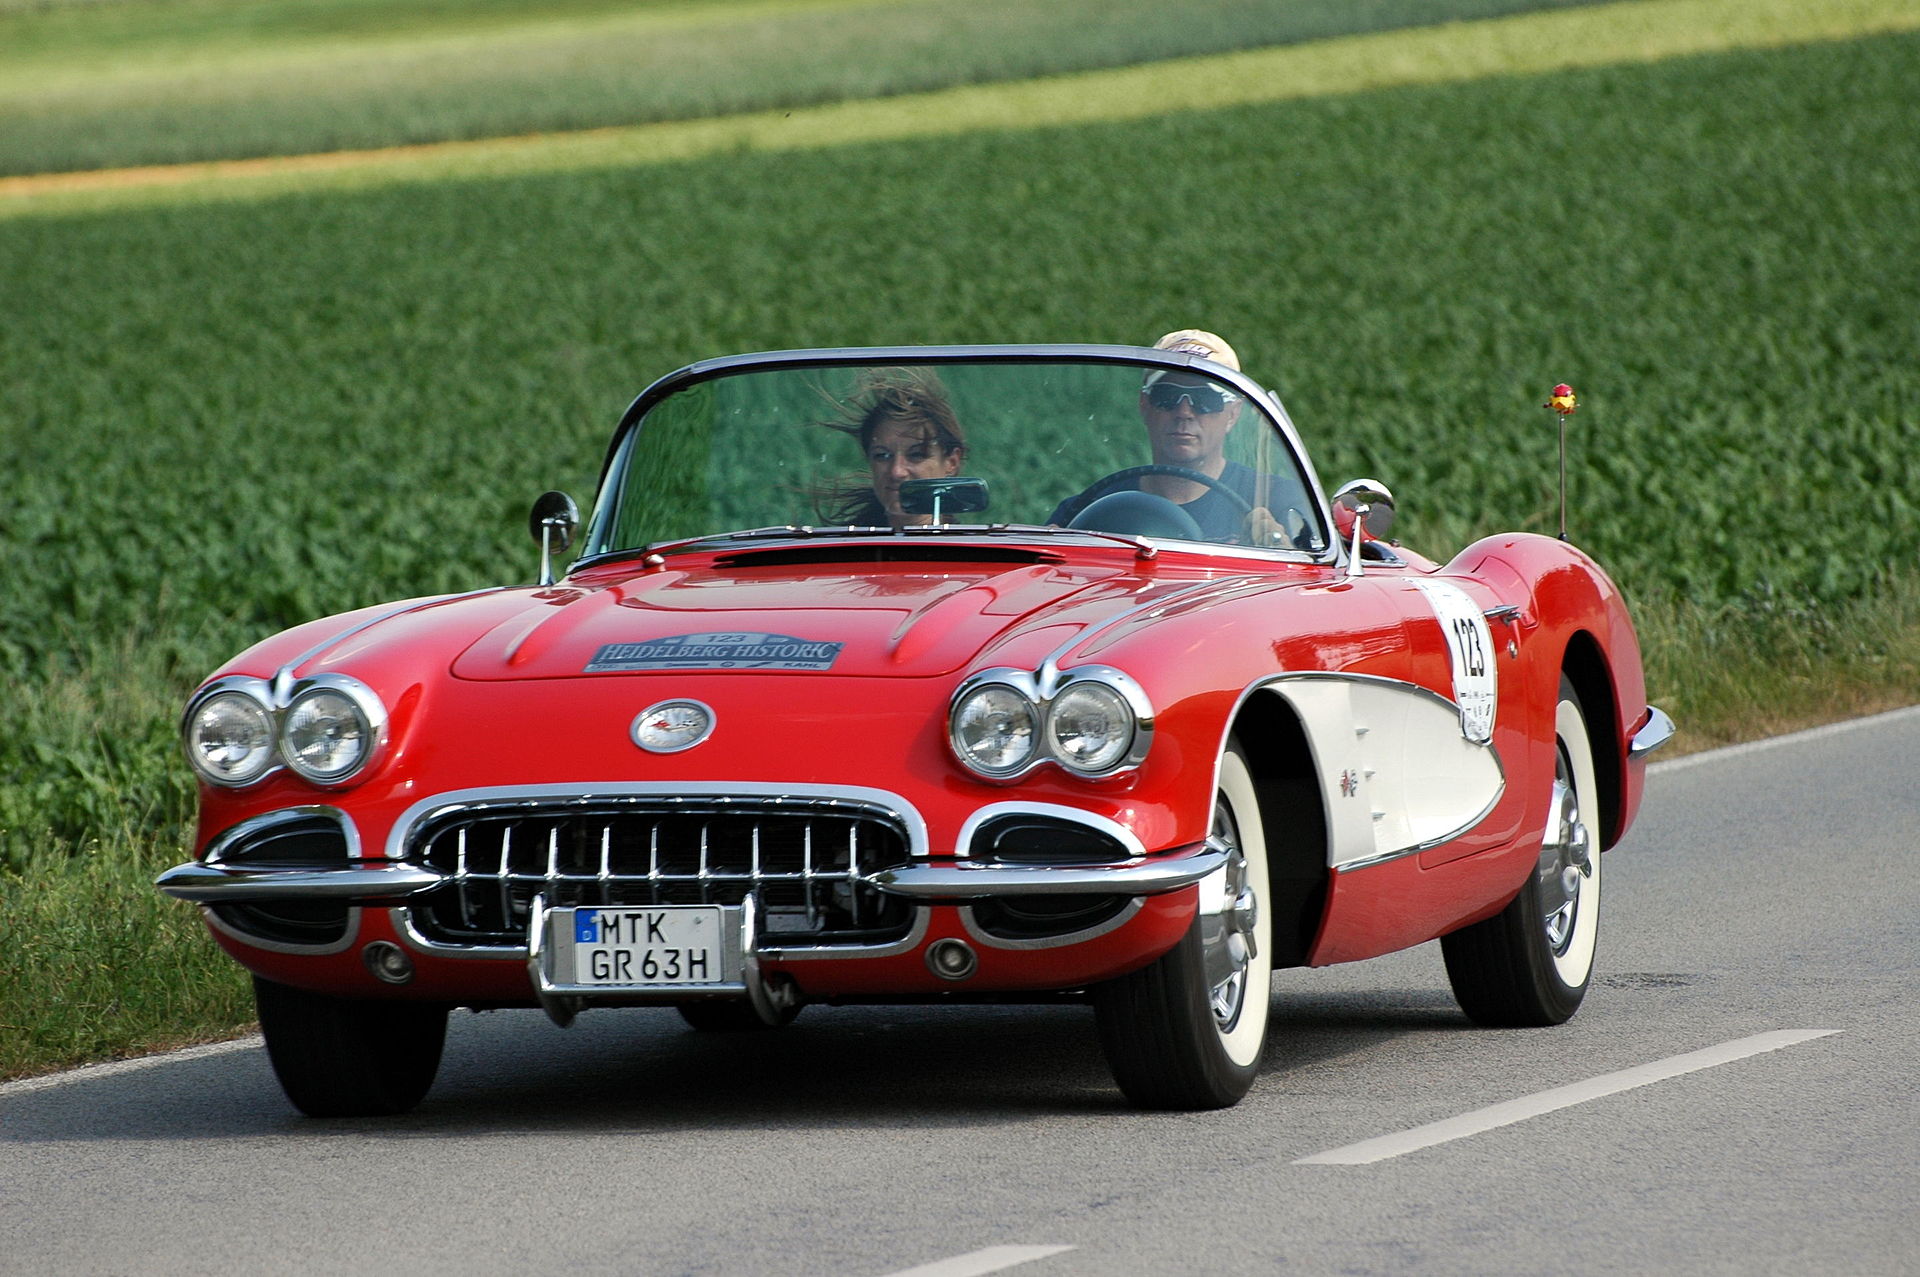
left=159, top=344, right=1673, bottom=1117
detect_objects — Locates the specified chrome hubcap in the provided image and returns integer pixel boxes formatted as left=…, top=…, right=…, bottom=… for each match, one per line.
left=1201, top=801, right=1259, bottom=1030
left=1538, top=754, right=1592, bottom=955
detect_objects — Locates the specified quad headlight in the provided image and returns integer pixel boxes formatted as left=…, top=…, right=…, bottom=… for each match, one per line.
left=949, top=667, right=1150, bottom=781
left=951, top=682, right=1039, bottom=777
left=281, top=682, right=379, bottom=783
left=182, top=674, right=387, bottom=788
left=185, top=687, right=277, bottom=786
left=1047, top=681, right=1135, bottom=773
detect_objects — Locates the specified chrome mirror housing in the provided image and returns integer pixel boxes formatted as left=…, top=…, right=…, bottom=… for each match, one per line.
left=1332, top=479, right=1395, bottom=541
left=529, top=490, right=579, bottom=586
left=1332, top=479, right=1394, bottom=578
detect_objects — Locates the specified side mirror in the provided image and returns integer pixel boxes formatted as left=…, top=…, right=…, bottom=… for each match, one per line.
left=1332, top=479, right=1394, bottom=578
left=1332, top=479, right=1396, bottom=540
left=898, top=476, right=989, bottom=523
left=529, top=490, right=579, bottom=586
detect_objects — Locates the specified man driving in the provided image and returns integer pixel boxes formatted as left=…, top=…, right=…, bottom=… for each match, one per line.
left=1050, top=330, right=1299, bottom=544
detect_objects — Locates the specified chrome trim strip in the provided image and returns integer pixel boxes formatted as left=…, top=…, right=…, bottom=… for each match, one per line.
left=1235, top=671, right=1508, bottom=875
left=1250, top=668, right=1504, bottom=722
left=1038, top=578, right=1241, bottom=680
left=198, top=904, right=362, bottom=957
left=156, top=861, right=447, bottom=902
left=957, top=897, right=1145, bottom=951
left=1630, top=705, right=1678, bottom=759
left=280, top=587, right=506, bottom=676
left=952, top=801, right=1146, bottom=861
left=202, top=804, right=364, bottom=862
left=871, top=844, right=1225, bottom=899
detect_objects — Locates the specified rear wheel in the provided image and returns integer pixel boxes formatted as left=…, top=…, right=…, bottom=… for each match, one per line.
left=1442, top=678, right=1601, bottom=1026
left=254, top=977, right=447, bottom=1117
left=1094, top=742, right=1272, bottom=1109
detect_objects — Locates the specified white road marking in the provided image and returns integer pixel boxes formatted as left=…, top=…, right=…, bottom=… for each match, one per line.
left=0, top=1034, right=262, bottom=1097
left=879, top=1245, right=1075, bottom=1277
left=1295, top=1029, right=1840, bottom=1165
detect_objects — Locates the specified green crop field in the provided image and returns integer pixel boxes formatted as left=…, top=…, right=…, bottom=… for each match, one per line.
left=0, top=0, right=1614, bottom=175
left=3, top=1, right=1916, bottom=1079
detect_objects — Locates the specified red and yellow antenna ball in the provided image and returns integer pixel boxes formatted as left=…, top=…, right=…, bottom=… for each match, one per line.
left=1546, top=383, right=1579, bottom=539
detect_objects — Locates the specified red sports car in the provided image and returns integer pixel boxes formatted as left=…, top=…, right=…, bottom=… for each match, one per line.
left=159, top=345, right=1673, bottom=1116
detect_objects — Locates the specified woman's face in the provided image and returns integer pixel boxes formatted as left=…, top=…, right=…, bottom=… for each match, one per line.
left=867, top=417, right=961, bottom=522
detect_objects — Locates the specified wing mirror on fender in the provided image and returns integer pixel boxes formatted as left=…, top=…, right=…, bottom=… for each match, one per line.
left=529, top=490, right=579, bottom=586
left=1332, top=479, right=1395, bottom=578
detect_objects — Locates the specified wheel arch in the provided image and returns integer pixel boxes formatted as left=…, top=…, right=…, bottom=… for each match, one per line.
left=1227, top=689, right=1329, bottom=969
left=1560, top=629, right=1624, bottom=849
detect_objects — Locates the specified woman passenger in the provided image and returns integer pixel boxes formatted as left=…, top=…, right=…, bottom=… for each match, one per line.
left=818, top=371, right=967, bottom=529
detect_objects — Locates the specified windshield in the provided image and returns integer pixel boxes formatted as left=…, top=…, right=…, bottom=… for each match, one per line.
left=584, top=354, right=1327, bottom=557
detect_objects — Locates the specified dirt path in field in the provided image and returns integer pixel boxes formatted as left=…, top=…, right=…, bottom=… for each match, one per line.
left=5, top=0, right=1915, bottom=210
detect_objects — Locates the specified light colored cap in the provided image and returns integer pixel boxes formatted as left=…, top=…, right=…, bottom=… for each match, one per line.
left=1145, top=329, right=1239, bottom=385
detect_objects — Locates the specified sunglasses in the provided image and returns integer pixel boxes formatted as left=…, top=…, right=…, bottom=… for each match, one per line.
left=1145, top=381, right=1239, bottom=413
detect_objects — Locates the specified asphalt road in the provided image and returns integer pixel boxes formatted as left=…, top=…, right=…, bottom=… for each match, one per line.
left=5, top=708, right=1917, bottom=1276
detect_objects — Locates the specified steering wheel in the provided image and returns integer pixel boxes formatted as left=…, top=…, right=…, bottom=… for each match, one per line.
left=1059, top=465, right=1255, bottom=526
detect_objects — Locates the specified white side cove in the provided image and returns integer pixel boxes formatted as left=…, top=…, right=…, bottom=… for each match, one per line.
left=1264, top=674, right=1506, bottom=871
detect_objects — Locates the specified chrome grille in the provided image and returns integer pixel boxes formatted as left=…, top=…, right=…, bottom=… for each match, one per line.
left=406, top=795, right=913, bottom=947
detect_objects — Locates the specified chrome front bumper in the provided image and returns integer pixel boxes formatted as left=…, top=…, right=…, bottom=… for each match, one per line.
left=154, top=861, right=443, bottom=902
left=156, top=843, right=1229, bottom=905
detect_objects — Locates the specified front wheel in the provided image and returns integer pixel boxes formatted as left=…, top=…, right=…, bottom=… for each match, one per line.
left=254, top=977, right=447, bottom=1117
left=1093, top=742, right=1272, bottom=1109
left=1442, top=678, right=1602, bottom=1026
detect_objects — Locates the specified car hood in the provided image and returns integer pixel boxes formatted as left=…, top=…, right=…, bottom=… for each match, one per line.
left=446, top=556, right=1182, bottom=681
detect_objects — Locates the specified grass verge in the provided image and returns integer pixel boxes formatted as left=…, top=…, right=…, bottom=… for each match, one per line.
left=1, top=834, right=254, bottom=1081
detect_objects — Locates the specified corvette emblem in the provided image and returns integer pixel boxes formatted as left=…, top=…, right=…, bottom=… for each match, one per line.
left=632, top=700, right=715, bottom=753
left=1340, top=769, right=1359, bottom=798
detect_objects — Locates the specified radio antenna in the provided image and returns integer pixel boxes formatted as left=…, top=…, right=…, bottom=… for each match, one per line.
left=1545, top=383, right=1578, bottom=540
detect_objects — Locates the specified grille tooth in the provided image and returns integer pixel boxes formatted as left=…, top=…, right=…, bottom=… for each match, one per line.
left=407, top=797, right=912, bottom=947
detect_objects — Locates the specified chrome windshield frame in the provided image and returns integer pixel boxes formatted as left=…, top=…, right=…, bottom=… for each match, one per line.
left=574, top=344, right=1338, bottom=570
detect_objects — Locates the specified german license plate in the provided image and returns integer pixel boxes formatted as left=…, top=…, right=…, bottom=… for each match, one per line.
left=563, top=905, right=724, bottom=986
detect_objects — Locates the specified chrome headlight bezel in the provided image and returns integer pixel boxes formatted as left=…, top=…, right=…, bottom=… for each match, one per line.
left=180, top=672, right=389, bottom=790
left=182, top=677, right=279, bottom=788
left=949, top=678, right=1041, bottom=778
left=1047, top=678, right=1138, bottom=774
left=949, top=665, right=1153, bottom=783
left=278, top=674, right=388, bottom=785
